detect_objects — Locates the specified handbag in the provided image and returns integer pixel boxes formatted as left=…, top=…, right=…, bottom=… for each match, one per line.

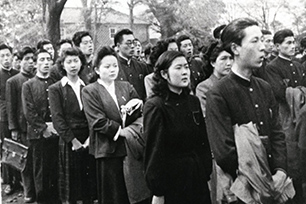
left=1, top=138, right=28, bottom=172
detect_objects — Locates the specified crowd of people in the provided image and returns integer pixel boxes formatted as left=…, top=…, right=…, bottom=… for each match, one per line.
left=1, top=17, right=306, bottom=204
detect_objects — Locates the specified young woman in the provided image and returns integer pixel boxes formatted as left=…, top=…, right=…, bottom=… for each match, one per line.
left=48, top=47, right=96, bottom=204
left=143, top=51, right=212, bottom=204
left=196, top=41, right=233, bottom=116
left=82, top=46, right=149, bottom=204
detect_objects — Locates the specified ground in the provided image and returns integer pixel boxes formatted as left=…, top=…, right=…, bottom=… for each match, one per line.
left=1, top=184, right=36, bottom=204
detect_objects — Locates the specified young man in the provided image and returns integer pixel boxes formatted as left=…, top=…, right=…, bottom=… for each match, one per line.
left=114, top=29, right=149, bottom=100
left=72, top=31, right=94, bottom=84
left=37, top=39, right=55, bottom=60
left=252, top=30, right=274, bottom=80
left=0, top=43, right=20, bottom=196
left=49, top=38, right=73, bottom=82
left=6, top=46, right=36, bottom=203
left=177, top=35, right=206, bottom=93
left=266, top=29, right=306, bottom=104
left=206, top=18, right=288, bottom=203
left=265, top=29, right=306, bottom=203
left=22, top=49, right=59, bottom=204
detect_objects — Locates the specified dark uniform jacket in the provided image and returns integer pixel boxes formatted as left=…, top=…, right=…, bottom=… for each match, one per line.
left=188, top=57, right=206, bottom=93
left=82, top=80, right=139, bottom=159
left=22, top=76, right=55, bottom=140
left=252, top=57, right=271, bottom=81
left=6, top=72, right=33, bottom=132
left=0, top=68, right=19, bottom=122
left=117, top=56, right=149, bottom=100
left=206, top=72, right=287, bottom=179
left=265, top=56, right=306, bottom=104
left=144, top=90, right=212, bottom=199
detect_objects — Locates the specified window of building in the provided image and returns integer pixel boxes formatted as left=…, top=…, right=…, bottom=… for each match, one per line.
left=109, top=28, right=116, bottom=39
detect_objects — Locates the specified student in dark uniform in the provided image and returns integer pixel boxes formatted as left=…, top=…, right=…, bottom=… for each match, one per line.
left=0, top=43, right=20, bottom=196
left=114, top=29, right=149, bottom=100
left=144, top=51, right=212, bottom=204
left=206, top=18, right=288, bottom=203
left=72, top=31, right=94, bottom=84
left=252, top=30, right=274, bottom=80
left=266, top=29, right=306, bottom=104
left=49, top=47, right=96, bottom=204
left=22, top=49, right=59, bottom=204
left=177, top=35, right=206, bottom=93
left=82, top=46, right=144, bottom=204
left=6, top=46, right=36, bottom=203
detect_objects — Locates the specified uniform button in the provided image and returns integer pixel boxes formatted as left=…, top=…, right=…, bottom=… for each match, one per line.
left=268, top=154, right=271, bottom=158
left=260, top=121, right=264, bottom=125
left=295, top=80, right=297, bottom=83
left=45, top=81, right=47, bottom=83
left=129, top=74, right=132, bottom=77
left=47, top=97, right=49, bottom=100
left=120, top=78, right=123, bottom=80
left=293, top=72, right=295, bottom=74
left=255, top=104, right=259, bottom=108
left=249, top=88, right=253, bottom=92
left=176, top=103, right=179, bottom=106
left=290, top=63, right=293, bottom=66
left=46, top=89, right=48, bottom=91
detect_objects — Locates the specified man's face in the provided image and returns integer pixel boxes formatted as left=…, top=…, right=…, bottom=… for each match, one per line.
left=20, top=53, right=34, bottom=73
left=179, top=39, right=193, bottom=59
left=263, top=34, right=274, bottom=54
left=79, top=35, right=94, bottom=56
left=235, top=25, right=265, bottom=69
left=36, top=52, right=53, bottom=76
left=277, top=36, right=296, bottom=58
left=118, top=34, right=136, bottom=59
left=43, top=43, right=55, bottom=59
left=133, top=40, right=142, bottom=57
left=58, top=42, right=72, bottom=57
left=0, top=48, right=12, bottom=69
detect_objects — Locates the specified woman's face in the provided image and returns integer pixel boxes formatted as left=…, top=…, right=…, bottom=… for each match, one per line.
left=161, top=56, right=190, bottom=93
left=95, top=55, right=119, bottom=83
left=63, top=55, right=82, bottom=77
left=211, top=51, right=233, bottom=78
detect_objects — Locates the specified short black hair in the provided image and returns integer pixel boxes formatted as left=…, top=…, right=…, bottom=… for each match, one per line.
left=213, top=24, right=226, bottom=39
left=35, top=48, right=52, bottom=60
left=57, top=38, right=73, bottom=48
left=300, top=37, right=306, bottom=49
left=273, top=29, right=294, bottom=44
left=0, top=43, right=13, bottom=53
left=37, top=39, right=52, bottom=50
left=221, top=18, right=258, bottom=56
left=72, top=31, right=92, bottom=47
left=114, top=29, right=134, bottom=46
left=19, top=46, right=35, bottom=60
left=176, top=35, right=192, bottom=51
left=261, top=30, right=272, bottom=35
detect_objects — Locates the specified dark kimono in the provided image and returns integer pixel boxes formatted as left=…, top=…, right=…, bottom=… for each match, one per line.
left=82, top=80, right=139, bottom=204
left=206, top=72, right=287, bottom=180
left=143, top=90, right=212, bottom=204
left=49, top=78, right=96, bottom=203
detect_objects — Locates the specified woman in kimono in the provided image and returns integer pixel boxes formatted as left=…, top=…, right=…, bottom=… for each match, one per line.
left=82, top=46, right=144, bottom=204
left=49, top=47, right=96, bottom=204
left=143, top=51, right=212, bottom=204
left=196, top=40, right=233, bottom=116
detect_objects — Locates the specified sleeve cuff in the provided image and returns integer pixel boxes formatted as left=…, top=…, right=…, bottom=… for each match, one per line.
left=113, top=126, right=121, bottom=141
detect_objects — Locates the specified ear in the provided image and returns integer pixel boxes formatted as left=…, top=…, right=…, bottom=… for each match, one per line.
left=94, top=67, right=99, bottom=75
left=275, top=43, right=280, bottom=51
left=160, top=70, right=168, bottom=80
left=231, top=42, right=240, bottom=56
left=210, top=61, right=216, bottom=68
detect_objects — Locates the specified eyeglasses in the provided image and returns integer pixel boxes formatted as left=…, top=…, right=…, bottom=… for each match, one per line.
left=124, top=40, right=138, bottom=47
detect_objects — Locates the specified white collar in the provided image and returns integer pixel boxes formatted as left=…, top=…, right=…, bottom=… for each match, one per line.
left=61, top=76, right=85, bottom=87
left=232, top=68, right=251, bottom=81
left=36, top=72, right=49, bottom=79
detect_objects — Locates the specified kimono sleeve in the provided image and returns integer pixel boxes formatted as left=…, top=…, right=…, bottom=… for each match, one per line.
left=143, top=99, right=166, bottom=196
left=49, top=85, right=75, bottom=143
left=206, top=89, right=238, bottom=179
left=82, top=85, right=120, bottom=140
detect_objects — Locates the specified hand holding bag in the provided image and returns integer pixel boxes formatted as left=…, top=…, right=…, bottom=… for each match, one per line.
left=1, top=138, right=28, bottom=172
